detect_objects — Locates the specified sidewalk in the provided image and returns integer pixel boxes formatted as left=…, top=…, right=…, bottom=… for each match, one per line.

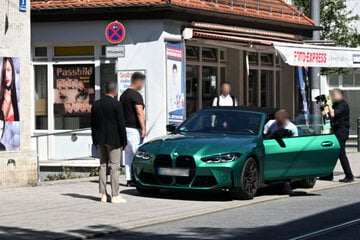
left=0, top=152, right=359, bottom=240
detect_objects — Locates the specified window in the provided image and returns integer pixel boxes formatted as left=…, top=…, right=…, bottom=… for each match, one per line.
left=260, top=53, right=274, bottom=67
left=186, top=65, right=199, bottom=117
left=202, top=48, right=217, bottom=62
left=248, top=52, right=259, bottom=66
left=261, top=70, right=274, bottom=107
left=34, top=47, right=47, bottom=57
left=202, top=66, right=218, bottom=109
left=342, top=73, right=354, bottom=87
left=328, top=74, right=339, bottom=87
left=186, top=46, right=200, bottom=61
left=248, top=70, right=258, bottom=107
left=34, top=65, right=48, bottom=129
left=54, top=46, right=94, bottom=57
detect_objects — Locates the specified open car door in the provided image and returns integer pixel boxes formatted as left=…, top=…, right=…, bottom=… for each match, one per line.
left=263, top=134, right=340, bottom=181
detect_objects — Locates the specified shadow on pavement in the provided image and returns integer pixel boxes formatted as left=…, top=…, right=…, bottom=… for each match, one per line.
left=1, top=202, right=358, bottom=240
left=62, top=193, right=100, bottom=202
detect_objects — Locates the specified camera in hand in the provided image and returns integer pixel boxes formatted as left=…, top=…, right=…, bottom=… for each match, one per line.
left=315, top=94, right=327, bottom=110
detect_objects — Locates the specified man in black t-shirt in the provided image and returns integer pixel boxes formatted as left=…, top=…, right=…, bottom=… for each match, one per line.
left=327, top=88, right=354, bottom=183
left=120, top=72, right=146, bottom=185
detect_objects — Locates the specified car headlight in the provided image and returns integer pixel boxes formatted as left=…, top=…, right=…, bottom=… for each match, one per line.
left=201, top=153, right=241, bottom=163
left=135, top=150, right=154, bottom=160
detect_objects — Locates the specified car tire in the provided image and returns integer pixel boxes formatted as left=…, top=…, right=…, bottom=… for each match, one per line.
left=233, top=158, right=259, bottom=200
left=136, top=186, right=161, bottom=195
left=292, top=177, right=317, bottom=189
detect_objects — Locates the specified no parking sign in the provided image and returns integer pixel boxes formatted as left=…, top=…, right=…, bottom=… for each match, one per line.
left=105, top=21, right=126, bottom=44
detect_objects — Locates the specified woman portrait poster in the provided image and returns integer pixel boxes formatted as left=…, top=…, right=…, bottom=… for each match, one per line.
left=0, top=57, right=21, bottom=151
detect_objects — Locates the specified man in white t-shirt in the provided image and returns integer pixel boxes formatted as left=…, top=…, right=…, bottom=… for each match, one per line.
left=263, top=109, right=298, bottom=137
left=212, top=82, right=238, bottom=107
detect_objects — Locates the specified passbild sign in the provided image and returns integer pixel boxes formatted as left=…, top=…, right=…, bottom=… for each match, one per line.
left=274, top=42, right=360, bottom=68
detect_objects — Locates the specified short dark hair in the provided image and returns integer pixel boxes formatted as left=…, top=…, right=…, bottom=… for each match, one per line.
left=172, top=64, right=177, bottom=71
left=332, top=88, right=344, bottom=96
left=105, top=81, right=118, bottom=94
left=221, top=82, right=231, bottom=87
left=131, top=72, right=146, bottom=83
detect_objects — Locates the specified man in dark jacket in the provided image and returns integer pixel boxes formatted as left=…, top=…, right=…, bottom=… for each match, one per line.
left=328, top=88, right=354, bottom=183
left=91, top=81, right=127, bottom=203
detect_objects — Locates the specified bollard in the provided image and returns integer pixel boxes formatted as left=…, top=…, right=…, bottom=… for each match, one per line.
left=358, top=117, right=360, bottom=152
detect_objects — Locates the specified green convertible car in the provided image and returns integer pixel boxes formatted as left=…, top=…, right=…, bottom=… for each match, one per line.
left=132, top=107, right=340, bottom=200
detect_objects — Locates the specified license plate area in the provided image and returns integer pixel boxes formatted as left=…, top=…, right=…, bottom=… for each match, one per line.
left=157, top=167, right=190, bottom=177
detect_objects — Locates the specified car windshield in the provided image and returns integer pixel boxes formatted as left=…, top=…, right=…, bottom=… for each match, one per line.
left=177, top=110, right=262, bottom=135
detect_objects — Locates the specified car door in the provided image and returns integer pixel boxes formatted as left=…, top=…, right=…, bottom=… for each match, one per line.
left=263, top=134, right=340, bottom=181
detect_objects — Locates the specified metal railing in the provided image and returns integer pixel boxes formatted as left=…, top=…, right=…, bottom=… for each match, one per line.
left=31, top=128, right=91, bottom=183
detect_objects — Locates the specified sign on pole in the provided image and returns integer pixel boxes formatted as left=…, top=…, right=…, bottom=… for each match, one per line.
left=105, top=22, right=126, bottom=44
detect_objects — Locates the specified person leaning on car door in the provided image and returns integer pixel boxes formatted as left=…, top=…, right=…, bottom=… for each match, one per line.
left=212, top=82, right=238, bottom=107
left=263, top=109, right=298, bottom=138
left=324, top=88, right=354, bottom=183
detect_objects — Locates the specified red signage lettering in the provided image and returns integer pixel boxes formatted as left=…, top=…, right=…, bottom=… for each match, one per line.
left=294, top=51, right=327, bottom=64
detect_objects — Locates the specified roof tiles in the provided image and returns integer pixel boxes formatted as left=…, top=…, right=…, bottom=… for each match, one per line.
left=31, top=0, right=313, bottom=26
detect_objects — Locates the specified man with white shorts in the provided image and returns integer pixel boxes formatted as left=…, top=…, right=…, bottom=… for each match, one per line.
left=120, top=72, right=146, bottom=186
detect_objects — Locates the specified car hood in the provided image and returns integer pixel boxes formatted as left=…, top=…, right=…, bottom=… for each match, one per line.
left=140, top=133, right=259, bottom=157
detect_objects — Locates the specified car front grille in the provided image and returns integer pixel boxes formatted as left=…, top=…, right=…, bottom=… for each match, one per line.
left=154, top=154, right=172, bottom=184
left=138, top=172, right=157, bottom=185
left=175, top=156, right=196, bottom=185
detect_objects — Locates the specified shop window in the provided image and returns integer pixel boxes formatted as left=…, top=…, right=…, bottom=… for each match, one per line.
left=342, top=73, right=354, bottom=87
left=53, top=64, right=95, bottom=130
left=248, top=52, right=259, bottom=66
left=34, top=47, right=47, bottom=58
left=34, top=65, right=48, bottom=129
left=261, top=53, right=274, bottom=67
left=355, top=72, right=360, bottom=86
left=186, top=65, right=199, bottom=117
left=186, top=46, right=200, bottom=61
left=276, top=71, right=281, bottom=108
left=248, top=70, right=258, bottom=106
left=343, top=90, right=360, bottom=135
left=220, top=50, right=226, bottom=63
left=202, top=48, right=217, bottom=62
left=328, top=74, right=339, bottom=87
left=202, top=66, right=218, bottom=108
left=261, top=70, right=274, bottom=107
left=54, top=46, right=94, bottom=57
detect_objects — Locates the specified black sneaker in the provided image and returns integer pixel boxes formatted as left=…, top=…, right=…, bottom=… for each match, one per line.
left=339, top=176, right=354, bottom=183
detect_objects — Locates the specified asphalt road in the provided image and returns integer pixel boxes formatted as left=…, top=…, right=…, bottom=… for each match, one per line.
left=92, top=183, right=360, bottom=240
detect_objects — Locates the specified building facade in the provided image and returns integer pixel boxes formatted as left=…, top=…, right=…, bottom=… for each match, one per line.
left=31, top=0, right=315, bottom=161
left=0, top=0, right=37, bottom=187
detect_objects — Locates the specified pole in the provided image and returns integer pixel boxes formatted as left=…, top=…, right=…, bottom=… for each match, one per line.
left=311, top=0, right=321, bottom=133
left=357, top=116, right=360, bottom=152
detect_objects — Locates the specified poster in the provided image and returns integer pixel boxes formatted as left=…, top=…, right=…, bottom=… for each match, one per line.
left=297, top=67, right=310, bottom=126
left=0, top=57, right=20, bottom=151
left=117, top=70, right=146, bottom=102
left=166, top=42, right=185, bottom=125
left=53, top=64, right=95, bottom=116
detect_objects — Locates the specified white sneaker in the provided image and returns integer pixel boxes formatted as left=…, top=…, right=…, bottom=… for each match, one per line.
left=111, top=196, right=127, bottom=204
left=100, top=194, right=108, bottom=203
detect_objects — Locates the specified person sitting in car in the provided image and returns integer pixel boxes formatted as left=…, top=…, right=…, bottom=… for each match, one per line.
left=263, top=109, right=298, bottom=138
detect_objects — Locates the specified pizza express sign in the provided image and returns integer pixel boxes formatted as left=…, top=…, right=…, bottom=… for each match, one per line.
left=274, top=43, right=360, bottom=68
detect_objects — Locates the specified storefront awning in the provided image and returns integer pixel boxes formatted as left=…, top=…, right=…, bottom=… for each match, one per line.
left=273, top=42, right=360, bottom=68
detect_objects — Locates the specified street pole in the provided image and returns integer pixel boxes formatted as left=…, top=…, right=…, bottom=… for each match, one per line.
left=311, top=0, right=321, bottom=133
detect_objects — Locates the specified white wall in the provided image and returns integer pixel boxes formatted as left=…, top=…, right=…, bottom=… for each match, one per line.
left=32, top=20, right=180, bottom=159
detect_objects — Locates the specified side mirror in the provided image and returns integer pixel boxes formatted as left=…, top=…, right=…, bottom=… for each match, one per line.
left=166, top=124, right=177, bottom=133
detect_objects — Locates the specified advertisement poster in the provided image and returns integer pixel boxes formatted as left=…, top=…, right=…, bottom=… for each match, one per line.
left=166, top=42, right=185, bottom=125
left=54, top=64, right=95, bottom=116
left=117, top=70, right=146, bottom=103
left=297, top=67, right=310, bottom=126
left=0, top=57, right=20, bottom=151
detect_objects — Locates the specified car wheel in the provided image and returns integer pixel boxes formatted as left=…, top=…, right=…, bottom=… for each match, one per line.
left=136, top=186, right=161, bottom=195
left=292, top=177, right=317, bottom=189
left=233, top=158, right=259, bottom=200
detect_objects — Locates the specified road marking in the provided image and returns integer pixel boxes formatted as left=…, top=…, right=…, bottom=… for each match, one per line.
left=289, top=218, right=360, bottom=240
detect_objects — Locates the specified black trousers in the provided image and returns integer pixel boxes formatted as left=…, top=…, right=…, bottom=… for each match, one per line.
left=334, top=128, right=353, bottom=178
